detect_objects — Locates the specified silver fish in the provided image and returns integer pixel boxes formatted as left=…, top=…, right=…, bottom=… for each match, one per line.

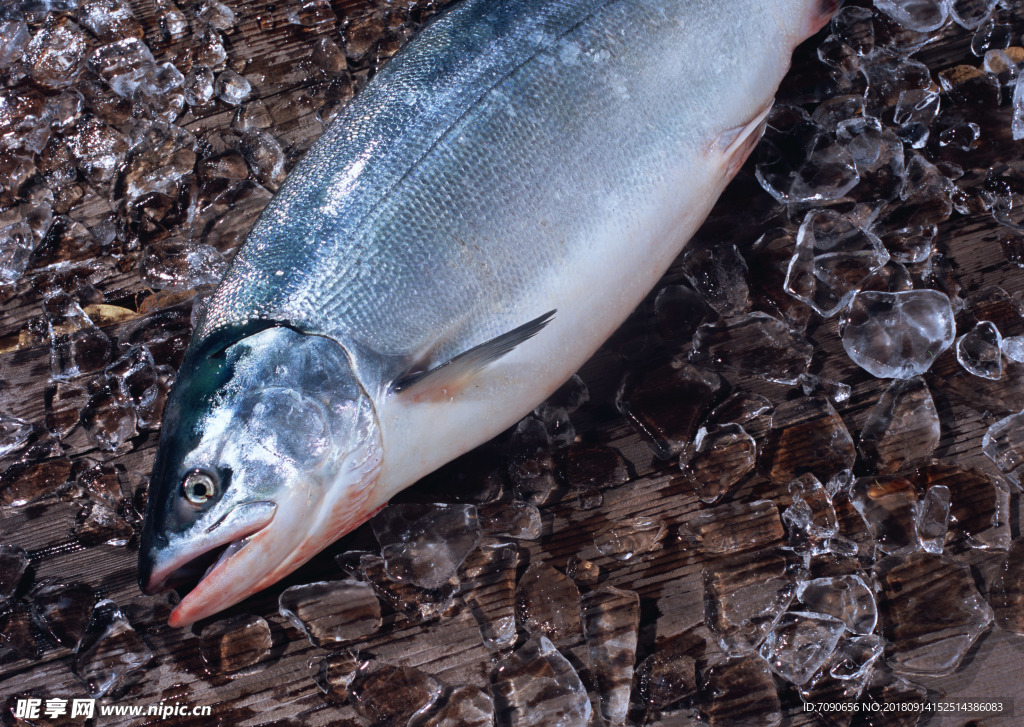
left=140, top=0, right=838, bottom=626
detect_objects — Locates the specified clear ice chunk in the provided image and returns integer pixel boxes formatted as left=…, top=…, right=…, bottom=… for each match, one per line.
left=240, top=129, right=286, bottom=190
left=515, top=562, right=581, bottom=645
left=310, top=651, right=358, bottom=704
left=956, top=320, right=1002, bottom=379
left=616, top=360, right=721, bottom=459
left=88, top=38, right=155, bottom=98
left=354, top=553, right=458, bottom=622
left=850, top=476, right=919, bottom=554
left=839, top=290, right=955, bottom=378
left=581, top=586, right=639, bottom=726
left=215, top=69, right=251, bottom=105
left=371, top=503, right=480, bottom=590
left=759, top=611, right=846, bottom=686
left=0, top=545, right=29, bottom=605
left=951, top=0, right=997, bottom=28
left=73, top=600, right=152, bottom=698
left=875, top=551, right=993, bottom=676
left=982, top=409, right=1024, bottom=485
left=140, top=241, right=226, bottom=291
left=796, top=575, right=877, bottom=634
left=679, top=424, right=757, bottom=504
left=199, top=614, right=272, bottom=674
left=785, top=209, right=889, bottom=318
left=754, top=105, right=859, bottom=204
left=653, top=283, right=713, bottom=343
left=990, top=540, right=1024, bottom=635
left=703, top=550, right=796, bottom=655
left=690, top=312, right=813, bottom=385
left=762, top=396, right=856, bottom=485
left=460, top=540, right=518, bottom=651
left=689, top=500, right=784, bottom=554
left=680, top=239, right=750, bottom=317
left=912, top=463, right=1011, bottom=549
left=286, top=0, right=337, bottom=27
left=858, top=377, right=940, bottom=473
left=30, top=581, right=94, bottom=648
left=279, top=580, right=381, bottom=647
left=915, top=484, right=950, bottom=553
left=0, top=221, right=35, bottom=284
left=43, top=292, right=115, bottom=379
left=594, top=516, right=666, bottom=560
left=634, top=641, right=697, bottom=712
left=349, top=662, right=444, bottom=727
left=478, top=502, right=541, bottom=540
left=197, top=0, right=235, bottom=30
left=410, top=686, right=494, bottom=727
left=0, top=412, right=33, bottom=458
left=875, top=0, right=950, bottom=33
left=563, top=442, right=629, bottom=492
left=490, top=635, right=592, bottom=727
left=784, top=474, right=840, bottom=554
left=698, top=657, right=782, bottom=727
left=183, top=66, right=215, bottom=106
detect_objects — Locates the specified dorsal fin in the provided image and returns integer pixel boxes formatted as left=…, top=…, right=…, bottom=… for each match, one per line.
left=392, top=309, right=556, bottom=399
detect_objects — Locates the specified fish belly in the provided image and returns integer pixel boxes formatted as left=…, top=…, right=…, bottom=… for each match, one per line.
left=195, top=0, right=814, bottom=502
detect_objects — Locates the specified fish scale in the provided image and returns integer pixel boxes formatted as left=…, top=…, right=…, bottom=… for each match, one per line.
left=142, top=0, right=836, bottom=626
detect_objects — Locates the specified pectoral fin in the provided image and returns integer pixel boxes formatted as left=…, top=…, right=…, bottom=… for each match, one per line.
left=393, top=309, right=556, bottom=401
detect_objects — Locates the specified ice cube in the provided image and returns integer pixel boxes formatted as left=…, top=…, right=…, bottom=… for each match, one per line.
left=0, top=545, right=29, bottom=606
left=349, top=662, right=443, bottom=727
left=88, top=38, right=155, bottom=98
left=875, top=0, right=950, bottom=33
left=679, top=424, right=757, bottom=504
left=875, top=551, right=993, bottom=676
left=690, top=312, right=813, bottom=385
left=680, top=239, right=750, bottom=317
left=951, top=0, right=997, bottom=28
left=754, top=105, right=859, bottom=204
left=410, top=686, right=494, bottom=727
left=490, top=635, right=591, bottom=727
left=0, top=221, right=35, bottom=284
left=371, top=503, right=480, bottom=590
left=73, top=600, right=152, bottom=697
left=759, top=611, right=846, bottom=686
left=279, top=580, right=381, bottom=647
left=858, top=377, right=940, bottom=473
left=616, top=359, right=721, bottom=459
left=581, top=586, right=639, bottom=726
left=594, top=516, right=667, bottom=560
left=199, top=614, right=272, bottom=674
left=796, top=575, right=877, bottom=634
left=698, top=657, right=782, bottom=727
left=688, top=500, right=785, bottom=555
left=762, top=396, right=856, bottom=484
left=850, top=475, right=919, bottom=554
left=215, top=69, right=251, bottom=105
left=703, top=550, right=797, bottom=655
left=989, top=539, right=1024, bottom=635
left=515, top=562, right=581, bottom=645
left=840, top=290, right=955, bottom=378
left=915, top=484, right=950, bottom=553
left=982, top=409, right=1024, bottom=484
left=460, top=540, right=518, bottom=650
left=30, top=581, right=95, bottom=648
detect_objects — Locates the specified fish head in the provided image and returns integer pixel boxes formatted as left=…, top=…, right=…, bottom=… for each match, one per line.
left=139, top=325, right=382, bottom=626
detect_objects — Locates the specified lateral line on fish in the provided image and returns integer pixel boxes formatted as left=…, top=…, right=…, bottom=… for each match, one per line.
left=392, top=308, right=556, bottom=398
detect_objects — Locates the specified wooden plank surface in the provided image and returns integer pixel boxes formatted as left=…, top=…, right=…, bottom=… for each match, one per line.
left=2, top=0, right=1024, bottom=725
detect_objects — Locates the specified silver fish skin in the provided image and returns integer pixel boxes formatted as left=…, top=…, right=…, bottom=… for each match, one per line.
left=140, top=0, right=837, bottom=626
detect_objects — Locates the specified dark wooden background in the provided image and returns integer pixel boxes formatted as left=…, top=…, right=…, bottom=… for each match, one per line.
left=1, top=0, right=1024, bottom=725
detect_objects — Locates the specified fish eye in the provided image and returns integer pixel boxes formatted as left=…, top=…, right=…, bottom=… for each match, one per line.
left=182, top=470, right=219, bottom=507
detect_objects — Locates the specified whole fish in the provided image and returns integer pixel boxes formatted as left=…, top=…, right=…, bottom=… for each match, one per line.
left=140, top=0, right=838, bottom=626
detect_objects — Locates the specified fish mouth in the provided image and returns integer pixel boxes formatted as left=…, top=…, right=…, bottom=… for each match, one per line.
left=140, top=501, right=277, bottom=607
